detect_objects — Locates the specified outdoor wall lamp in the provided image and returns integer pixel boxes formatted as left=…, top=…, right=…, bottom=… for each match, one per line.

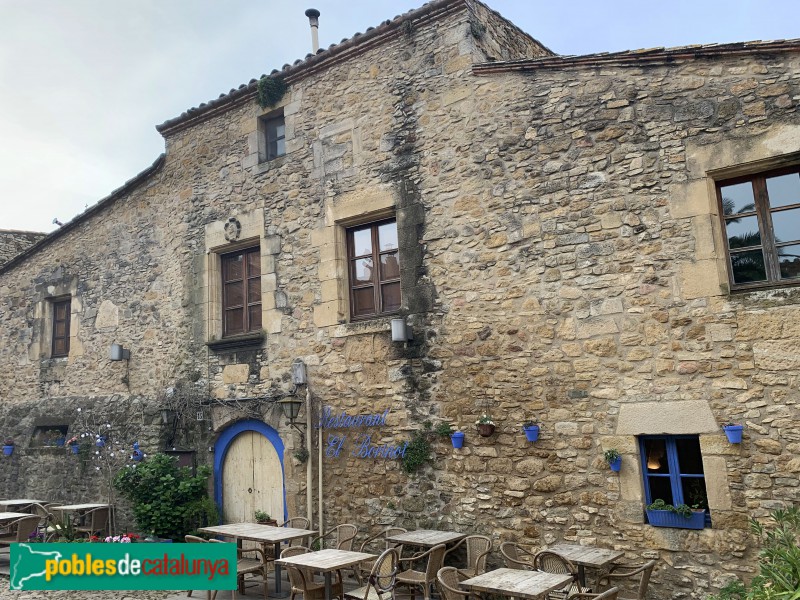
left=109, top=343, right=130, bottom=361
left=391, top=318, right=413, bottom=343
left=279, top=397, right=303, bottom=423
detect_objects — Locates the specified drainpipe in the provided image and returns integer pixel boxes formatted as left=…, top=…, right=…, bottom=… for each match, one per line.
left=318, top=393, right=324, bottom=538
left=306, top=386, right=313, bottom=529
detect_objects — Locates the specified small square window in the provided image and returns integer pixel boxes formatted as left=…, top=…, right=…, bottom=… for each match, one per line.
left=221, top=247, right=261, bottom=337
left=346, top=219, right=401, bottom=320
left=261, top=113, right=285, bottom=161
left=717, top=166, right=800, bottom=289
left=51, top=298, right=71, bottom=357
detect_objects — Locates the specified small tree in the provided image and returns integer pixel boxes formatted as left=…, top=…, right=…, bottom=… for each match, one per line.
left=113, top=454, right=218, bottom=541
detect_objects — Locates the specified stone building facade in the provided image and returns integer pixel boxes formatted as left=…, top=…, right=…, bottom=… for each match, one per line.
left=1, top=0, right=799, bottom=597
left=0, top=229, right=46, bottom=267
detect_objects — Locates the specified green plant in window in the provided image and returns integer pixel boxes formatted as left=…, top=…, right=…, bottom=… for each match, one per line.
left=257, top=76, right=287, bottom=108
left=646, top=499, right=693, bottom=519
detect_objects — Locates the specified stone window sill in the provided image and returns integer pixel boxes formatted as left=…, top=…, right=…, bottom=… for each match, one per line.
left=206, top=332, right=265, bottom=352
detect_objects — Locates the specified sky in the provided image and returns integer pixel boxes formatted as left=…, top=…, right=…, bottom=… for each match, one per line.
left=0, top=0, right=798, bottom=233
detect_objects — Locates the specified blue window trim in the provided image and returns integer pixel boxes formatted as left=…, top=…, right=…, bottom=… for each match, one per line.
left=639, top=435, right=711, bottom=527
left=213, top=419, right=287, bottom=524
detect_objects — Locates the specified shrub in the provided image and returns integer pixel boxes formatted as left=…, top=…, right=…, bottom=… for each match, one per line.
left=113, top=454, right=218, bottom=541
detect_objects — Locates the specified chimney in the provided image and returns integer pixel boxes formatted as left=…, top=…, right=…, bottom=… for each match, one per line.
left=305, top=8, right=320, bottom=53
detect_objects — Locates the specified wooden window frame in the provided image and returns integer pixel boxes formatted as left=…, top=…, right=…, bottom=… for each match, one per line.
left=716, top=165, right=800, bottom=291
left=262, top=113, right=285, bottom=161
left=346, top=218, right=401, bottom=321
left=639, top=435, right=710, bottom=526
left=51, top=298, right=71, bottom=357
left=221, top=246, right=262, bottom=338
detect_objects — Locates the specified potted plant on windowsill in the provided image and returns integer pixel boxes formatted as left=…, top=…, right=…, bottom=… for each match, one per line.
left=3, top=438, right=14, bottom=456
left=254, top=510, right=278, bottom=527
left=475, top=415, right=495, bottom=437
left=522, top=419, right=540, bottom=442
left=646, top=499, right=705, bottom=530
left=604, top=448, right=622, bottom=472
left=722, top=422, right=744, bottom=444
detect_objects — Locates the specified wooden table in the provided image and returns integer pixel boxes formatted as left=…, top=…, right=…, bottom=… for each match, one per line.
left=199, top=523, right=317, bottom=597
left=385, top=529, right=465, bottom=547
left=548, top=543, right=624, bottom=586
left=463, top=568, right=573, bottom=600
left=0, top=512, right=33, bottom=523
left=276, top=548, right=376, bottom=600
left=0, top=499, right=45, bottom=511
left=51, top=503, right=109, bottom=513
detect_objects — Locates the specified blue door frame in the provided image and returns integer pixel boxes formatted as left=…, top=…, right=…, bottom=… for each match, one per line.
left=213, top=419, right=288, bottom=524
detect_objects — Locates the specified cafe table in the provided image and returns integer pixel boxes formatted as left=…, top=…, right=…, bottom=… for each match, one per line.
left=0, top=499, right=46, bottom=511
left=198, top=523, right=317, bottom=598
left=0, top=512, right=33, bottom=524
left=548, top=543, right=624, bottom=587
left=276, top=548, right=376, bottom=600
left=385, top=529, right=465, bottom=547
left=463, top=567, right=573, bottom=600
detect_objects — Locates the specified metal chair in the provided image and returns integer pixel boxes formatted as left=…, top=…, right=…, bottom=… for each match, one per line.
left=311, top=523, right=358, bottom=551
left=356, top=527, right=407, bottom=584
left=499, top=541, right=537, bottom=570
left=344, top=547, right=399, bottom=600
left=436, top=566, right=475, bottom=600
left=444, top=535, right=492, bottom=578
left=210, top=538, right=270, bottom=600
left=282, top=546, right=344, bottom=600
left=569, top=587, right=620, bottom=600
left=596, top=561, right=656, bottom=600
left=0, top=515, right=42, bottom=548
left=396, top=543, right=447, bottom=600
left=533, top=550, right=587, bottom=600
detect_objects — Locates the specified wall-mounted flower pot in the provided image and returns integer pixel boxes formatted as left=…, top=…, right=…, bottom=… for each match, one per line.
left=723, top=425, right=743, bottom=444
left=609, top=456, right=622, bottom=472
left=522, top=425, right=540, bottom=442
left=451, top=431, right=465, bottom=448
left=132, top=451, right=143, bottom=462
left=70, top=445, right=80, bottom=455
left=56, top=437, right=66, bottom=447
left=2, top=445, right=13, bottom=456
left=476, top=424, right=495, bottom=437
left=646, top=509, right=705, bottom=530
left=96, top=437, right=106, bottom=448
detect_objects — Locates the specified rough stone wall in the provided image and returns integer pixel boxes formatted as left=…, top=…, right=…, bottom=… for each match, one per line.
left=0, top=229, right=46, bottom=266
left=0, top=2, right=799, bottom=598
left=468, top=0, right=554, bottom=61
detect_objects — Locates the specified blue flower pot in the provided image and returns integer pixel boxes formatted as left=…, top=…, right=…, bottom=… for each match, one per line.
left=523, top=425, right=540, bottom=442
left=56, top=437, right=66, bottom=447
left=609, top=456, right=622, bottom=472
left=70, top=445, right=80, bottom=454
left=450, top=432, right=465, bottom=449
left=96, top=437, right=106, bottom=448
left=646, top=509, right=705, bottom=530
left=723, top=425, right=743, bottom=444
left=3, top=445, right=13, bottom=456
left=132, top=450, right=143, bottom=462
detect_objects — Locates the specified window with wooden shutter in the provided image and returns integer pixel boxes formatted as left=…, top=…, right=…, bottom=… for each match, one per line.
left=221, top=247, right=262, bottom=337
left=51, top=298, right=71, bottom=357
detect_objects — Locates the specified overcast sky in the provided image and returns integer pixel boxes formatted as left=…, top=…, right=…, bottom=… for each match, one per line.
left=1, top=0, right=797, bottom=233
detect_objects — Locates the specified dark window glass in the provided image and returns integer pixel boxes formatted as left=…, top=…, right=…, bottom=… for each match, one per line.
left=640, top=436, right=709, bottom=520
left=52, top=299, right=71, bottom=357
left=347, top=219, right=401, bottom=319
left=222, top=247, right=261, bottom=336
left=718, top=165, right=800, bottom=289
left=264, top=115, right=286, bottom=161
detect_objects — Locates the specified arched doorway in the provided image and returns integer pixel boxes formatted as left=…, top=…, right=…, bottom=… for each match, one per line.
left=214, top=420, right=287, bottom=525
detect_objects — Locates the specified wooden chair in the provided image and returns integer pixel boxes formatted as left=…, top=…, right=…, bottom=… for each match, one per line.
left=74, top=506, right=110, bottom=538
left=596, top=561, right=656, bottom=600
left=569, top=587, right=620, bottom=600
left=444, top=535, right=492, bottom=578
left=396, top=543, right=447, bottom=600
left=0, top=515, right=41, bottom=548
left=344, top=547, right=399, bottom=600
left=436, top=566, right=475, bottom=600
left=185, top=535, right=216, bottom=600
left=282, top=546, right=344, bottom=600
left=533, top=550, right=588, bottom=600
left=499, top=541, right=537, bottom=570
left=311, top=523, right=358, bottom=551
left=210, top=538, right=270, bottom=600
left=356, top=527, right=407, bottom=584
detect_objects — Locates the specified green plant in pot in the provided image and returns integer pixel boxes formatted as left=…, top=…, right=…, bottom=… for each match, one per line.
left=604, top=448, right=622, bottom=472
left=646, top=499, right=704, bottom=529
left=475, top=414, right=495, bottom=437
left=254, top=510, right=277, bottom=526
left=522, top=418, right=540, bottom=442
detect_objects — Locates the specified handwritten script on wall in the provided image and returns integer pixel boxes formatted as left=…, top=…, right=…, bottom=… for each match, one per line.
left=316, top=406, right=408, bottom=460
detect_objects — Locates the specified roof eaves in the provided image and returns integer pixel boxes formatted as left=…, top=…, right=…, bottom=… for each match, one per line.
left=0, top=154, right=165, bottom=276
left=472, top=38, right=800, bottom=74
left=156, top=0, right=468, bottom=137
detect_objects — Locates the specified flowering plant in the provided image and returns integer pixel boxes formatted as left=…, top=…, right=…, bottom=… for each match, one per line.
left=66, top=436, right=79, bottom=446
left=103, top=533, right=139, bottom=543
left=3, top=438, right=13, bottom=446
left=475, top=415, right=494, bottom=425
left=522, top=418, right=537, bottom=428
